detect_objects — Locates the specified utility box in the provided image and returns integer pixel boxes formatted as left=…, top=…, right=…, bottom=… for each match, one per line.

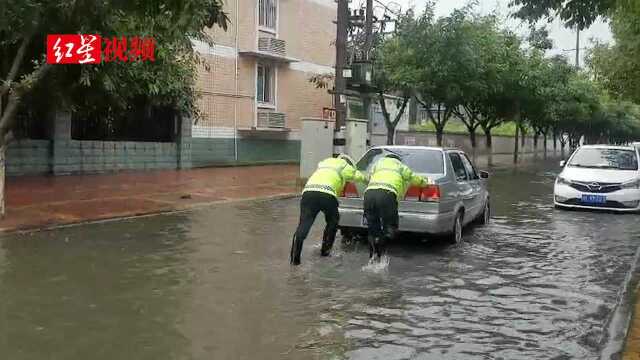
left=300, top=117, right=335, bottom=180
left=345, top=118, right=368, bottom=162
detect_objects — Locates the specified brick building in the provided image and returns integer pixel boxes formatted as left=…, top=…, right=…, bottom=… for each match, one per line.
left=5, top=0, right=336, bottom=176
left=190, top=0, right=336, bottom=166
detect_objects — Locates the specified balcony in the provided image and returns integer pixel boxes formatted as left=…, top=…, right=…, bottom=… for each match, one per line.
left=239, top=37, right=298, bottom=63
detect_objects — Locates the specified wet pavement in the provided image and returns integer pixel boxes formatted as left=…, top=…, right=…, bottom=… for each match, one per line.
left=1, top=159, right=640, bottom=359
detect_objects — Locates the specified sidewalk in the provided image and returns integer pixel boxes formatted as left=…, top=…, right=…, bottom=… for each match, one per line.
left=0, top=165, right=299, bottom=232
left=625, top=298, right=640, bottom=359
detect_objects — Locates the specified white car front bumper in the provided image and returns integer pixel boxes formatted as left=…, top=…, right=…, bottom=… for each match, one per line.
left=554, top=183, right=640, bottom=212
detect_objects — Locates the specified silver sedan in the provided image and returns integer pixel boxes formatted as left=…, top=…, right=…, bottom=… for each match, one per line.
left=338, top=146, right=490, bottom=244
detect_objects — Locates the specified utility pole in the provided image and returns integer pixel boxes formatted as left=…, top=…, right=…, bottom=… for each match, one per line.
left=362, top=0, right=374, bottom=135
left=335, top=0, right=349, bottom=129
left=575, top=28, right=580, bottom=68
left=364, top=0, right=374, bottom=57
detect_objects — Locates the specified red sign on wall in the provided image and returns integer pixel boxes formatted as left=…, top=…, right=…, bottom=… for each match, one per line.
left=322, top=107, right=336, bottom=121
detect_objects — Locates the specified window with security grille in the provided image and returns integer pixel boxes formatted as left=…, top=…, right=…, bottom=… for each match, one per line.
left=259, top=0, right=277, bottom=30
left=257, top=63, right=274, bottom=105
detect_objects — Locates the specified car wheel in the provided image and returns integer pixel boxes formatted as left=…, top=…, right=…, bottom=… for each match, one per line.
left=478, top=201, right=490, bottom=225
left=448, top=212, right=463, bottom=244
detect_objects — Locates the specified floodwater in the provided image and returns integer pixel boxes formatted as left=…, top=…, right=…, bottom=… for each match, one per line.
left=1, top=159, right=640, bottom=360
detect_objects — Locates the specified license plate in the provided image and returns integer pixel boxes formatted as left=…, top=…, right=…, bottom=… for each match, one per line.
left=362, top=216, right=368, bottom=226
left=582, top=194, right=606, bottom=204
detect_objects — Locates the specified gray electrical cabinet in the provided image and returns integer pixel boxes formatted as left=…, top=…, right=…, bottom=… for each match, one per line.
left=345, top=118, right=368, bottom=162
left=300, top=117, right=335, bottom=180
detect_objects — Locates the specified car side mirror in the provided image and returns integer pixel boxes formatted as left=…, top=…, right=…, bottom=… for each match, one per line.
left=559, top=160, right=566, bottom=167
left=479, top=171, right=490, bottom=179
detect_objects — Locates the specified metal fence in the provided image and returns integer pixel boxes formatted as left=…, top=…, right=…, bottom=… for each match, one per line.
left=71, top=105, right=177, bottom=142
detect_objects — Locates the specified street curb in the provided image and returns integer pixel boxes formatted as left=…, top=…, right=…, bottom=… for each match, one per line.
left=600, top=240, right=640, bottom=359
left=0, top=192, right=300, bottom=235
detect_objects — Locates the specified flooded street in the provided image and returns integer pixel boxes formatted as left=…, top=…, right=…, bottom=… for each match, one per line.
left=2, top=160, right=640, bottom=359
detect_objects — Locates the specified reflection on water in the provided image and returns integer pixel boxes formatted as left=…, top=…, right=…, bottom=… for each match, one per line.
left=1, top=160, right=639, bottom=359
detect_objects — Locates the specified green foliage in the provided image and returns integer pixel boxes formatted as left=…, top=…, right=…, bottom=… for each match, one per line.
left=414, top=119, right=520, bottom=137
left=586, top=4, right=640, bottom=104
left=0, top=0, right=229, bottom=142
left=509, top=0, right=618, bottom=29
left=382, top=1, right=640, bottom=147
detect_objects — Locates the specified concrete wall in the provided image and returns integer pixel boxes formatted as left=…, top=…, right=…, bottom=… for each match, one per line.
left=6, top=140, right=178, bottom=177
left=6, top=140, right=51, bottom=176
left=394, top=131, right=557, bottom=154
left=56, top=141, right=178, bottom=174
left=191, top=138, right=299, bottom=167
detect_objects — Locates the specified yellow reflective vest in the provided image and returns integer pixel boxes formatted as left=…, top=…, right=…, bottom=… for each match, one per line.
left=365, top=157, right=430, bottom=201
left=303, top=158, right=368, bottom=198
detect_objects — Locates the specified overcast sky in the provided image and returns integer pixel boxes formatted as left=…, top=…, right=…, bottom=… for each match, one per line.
left=363, top=0, right=613, bottom=66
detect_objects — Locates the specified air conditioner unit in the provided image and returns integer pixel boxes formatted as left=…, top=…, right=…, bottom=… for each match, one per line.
left=257, top=111, right=286, bottom=128
left=258, top=37, right=286, bottom=56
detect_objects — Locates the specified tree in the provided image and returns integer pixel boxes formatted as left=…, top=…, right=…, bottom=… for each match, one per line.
left=586, top=4, right=640, bottom=104
left=450, top=13, right=503, bottom=150
left=408, top=8, right=482, bottom=146
left=509, top=0, right=621, bottom=29
left=0, top=0, right=229, bottom=216
left=375, top=18, right=417, bottom=145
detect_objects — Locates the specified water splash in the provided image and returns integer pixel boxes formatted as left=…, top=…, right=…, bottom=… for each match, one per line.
left=361, top=255, right=390, bottom=273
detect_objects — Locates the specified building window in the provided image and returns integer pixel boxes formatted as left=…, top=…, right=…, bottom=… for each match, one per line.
left=257, top=63, right=275, bottom=105
left=259, top=0, right=277, bottom=30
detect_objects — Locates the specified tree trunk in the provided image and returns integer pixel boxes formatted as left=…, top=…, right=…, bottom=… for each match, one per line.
left=436, top=128, right=444, bottom=147
left=533, top=134, right=539, bottom=150
left=514, top=123, right=519, bottom=164
left=469, top=130, right=477, bottom=148
left=543, top=135, right=548, bottom=159
left=386, top=124, right=395, bottom=145
left=484, top=128, right=493, bottom=150
left=553, top=132, right=558, bottom=151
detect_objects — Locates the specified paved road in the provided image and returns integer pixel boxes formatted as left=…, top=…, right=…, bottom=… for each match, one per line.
left=1, top=160, right=639, bottom=359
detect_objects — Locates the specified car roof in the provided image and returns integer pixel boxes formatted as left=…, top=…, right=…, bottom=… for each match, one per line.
left=579, top=144, right=636, bottom=151
left=370, top=145, right=457, bottom=152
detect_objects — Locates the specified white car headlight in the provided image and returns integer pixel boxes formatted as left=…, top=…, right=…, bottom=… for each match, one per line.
left=556, top=176, right=571, bottom=185
left=622, top=179, right=640, bottom=189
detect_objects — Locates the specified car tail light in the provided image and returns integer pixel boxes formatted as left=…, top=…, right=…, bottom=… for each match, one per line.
left=342, top=182, right=360, bottom=198
left=420, top=185, right=441, bottom=202
left=404, top=186, right=421, bottom=201
left=404, top=185, right=441, bottom=202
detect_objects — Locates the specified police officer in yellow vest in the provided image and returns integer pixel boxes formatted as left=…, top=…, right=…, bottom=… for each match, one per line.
left=290, top=154, right=368, bottom=265
left=364, top=153, right=431, bottom=260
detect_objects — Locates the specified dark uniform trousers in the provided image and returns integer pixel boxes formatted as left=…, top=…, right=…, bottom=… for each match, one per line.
left=290, top=191, right=340, bottom=265
left=363, top=188, right=399, bottom=259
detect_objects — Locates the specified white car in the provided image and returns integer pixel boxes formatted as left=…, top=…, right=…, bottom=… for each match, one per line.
left=554, top=145, right=640, bottom=212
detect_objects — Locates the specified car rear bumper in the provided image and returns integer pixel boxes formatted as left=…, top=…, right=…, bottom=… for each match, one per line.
left=338, top=206, right=455, bottom=235
left=554, top=183, right=640, bottom=212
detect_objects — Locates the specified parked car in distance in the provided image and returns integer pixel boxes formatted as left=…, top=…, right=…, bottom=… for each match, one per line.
left=338, top=146, right=491, bottom=244
left=554, top=145, right=640, bottom=212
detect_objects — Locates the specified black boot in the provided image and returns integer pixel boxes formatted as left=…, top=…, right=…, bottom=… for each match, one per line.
left=321, top=233, right=335, bottom=257
left=368, top=235, right=378, bottom=260
left=290, top=235, right=302, bottom=265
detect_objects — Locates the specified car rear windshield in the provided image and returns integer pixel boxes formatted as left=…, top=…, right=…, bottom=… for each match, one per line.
left=569, top=148, right=639, bottom=170
left=357, top=148, right=444, bottom=174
